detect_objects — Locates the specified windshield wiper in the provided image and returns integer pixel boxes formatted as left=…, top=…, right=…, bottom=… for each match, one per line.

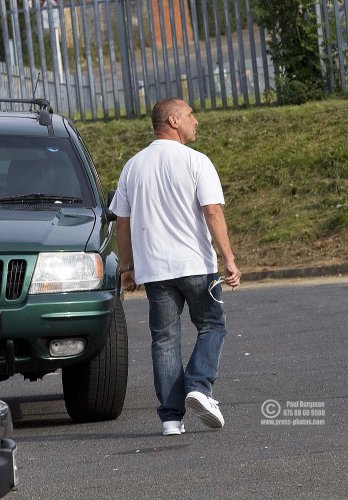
left=0, top=193, right=83, bottom=204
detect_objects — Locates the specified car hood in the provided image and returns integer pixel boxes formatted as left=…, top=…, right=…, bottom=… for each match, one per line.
left=0, top=208, right=97, bottom=252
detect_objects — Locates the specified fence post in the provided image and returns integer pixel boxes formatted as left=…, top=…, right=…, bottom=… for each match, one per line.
left=201, top=0, right=216, bottom=108
left=69, top=0, right=85, bottom=120
left=345, top=0, right=348, bottom=41
left=189, top=0, right=205, bottom=109
left=271, top=33, right=282, bottom=103
left=115, top=0, right=135, bottom=117
left=10, top=0, right=26, bottom=99
left=147, top=0, right=162, bottom=101
left=315, top=1, right=328, bottom=90
left=33, top=0, right=50, bottom=101
left=136, top=0, right=152, bottom=114
left=169, top=0, right=183, bottom=100
left=222, top=0, right=239, bottom=107
left=0, top=0, right=14, bottom=98
left=179, top=0, right=194, bottom=107
left=46, top=0, right=63, bottom=110
left=259, top=25, right=270, bottom=94
left=245, top=0, right=260, bottom=105
left=157, top=0, right=172, bottom=97
left=23, top=0, right=37, bottom=95
left=105, top=0, right=121, bottom=118
left=321, top=0, right=335, bottom=92
left=234, top=0, right=249, bottom=105
left=212, top=0, right=227, bottom=108
left=126, top=1, right=142, bottom=116
left=80, top=0, right=97, bottom=119
left=93, top=0, right=109, bottom=118
left=57, top=0, right=74, bottom=117
left=333, top=0, right=346, bottom=92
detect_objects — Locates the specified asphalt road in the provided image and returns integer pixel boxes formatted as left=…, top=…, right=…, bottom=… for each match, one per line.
left=1, top=278, right=348, bottom=500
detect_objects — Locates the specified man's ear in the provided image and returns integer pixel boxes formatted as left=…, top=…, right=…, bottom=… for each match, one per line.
left=168, top=115, right=179, bottom=128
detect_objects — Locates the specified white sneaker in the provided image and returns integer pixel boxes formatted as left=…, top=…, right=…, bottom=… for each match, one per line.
left=185, top=391, right=225, bottom=428
left=162, top=420, right=186, bottom=436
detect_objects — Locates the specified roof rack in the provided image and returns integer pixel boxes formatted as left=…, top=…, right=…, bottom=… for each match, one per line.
left=0, top=97, right=54, bottom=134
left=0, top=97, right=52, bottom=109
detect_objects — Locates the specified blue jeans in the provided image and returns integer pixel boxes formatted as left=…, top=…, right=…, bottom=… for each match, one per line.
left=144, top=273, right=227, bottom=422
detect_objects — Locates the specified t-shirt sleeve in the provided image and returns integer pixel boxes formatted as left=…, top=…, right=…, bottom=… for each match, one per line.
left=196, top=155, right=225, bottom=206
left=111, top=169, right=131, bottom=217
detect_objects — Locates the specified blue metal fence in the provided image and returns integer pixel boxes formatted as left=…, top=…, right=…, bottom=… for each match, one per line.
left=0, top=0, right=346, bottom=120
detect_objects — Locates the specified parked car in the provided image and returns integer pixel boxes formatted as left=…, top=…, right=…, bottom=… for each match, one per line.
left=0, top=400, right=17, bottom=497
left=0, top=98, right=127, bottom=423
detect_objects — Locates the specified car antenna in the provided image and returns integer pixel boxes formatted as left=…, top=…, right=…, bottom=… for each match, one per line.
left=30, top=72, right=54, bottom=134
left=30, top=72, right=41, bottom=111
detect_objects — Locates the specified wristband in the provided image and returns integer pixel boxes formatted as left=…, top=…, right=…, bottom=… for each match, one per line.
left=119, top=264, right=134, bottom=274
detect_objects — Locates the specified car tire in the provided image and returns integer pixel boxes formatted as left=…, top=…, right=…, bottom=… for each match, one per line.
left=62, top=296, right=128, bottom=423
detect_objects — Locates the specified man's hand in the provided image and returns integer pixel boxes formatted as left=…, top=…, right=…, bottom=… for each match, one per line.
left=202, top=204, right=241, bottom=291
left=121, top=271, right=140, bottom=293
left=116, top=216, right=140, bottom=292
left=224, top=261, right=242, bottom=291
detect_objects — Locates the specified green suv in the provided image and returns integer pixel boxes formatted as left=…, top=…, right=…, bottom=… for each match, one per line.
left=0, top=98, right=127, bottom=423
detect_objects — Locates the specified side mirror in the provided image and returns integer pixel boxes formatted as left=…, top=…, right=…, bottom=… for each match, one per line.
left=107, top=190, right=116, bottom=207
left=104, top=207, right=117, bottom=222
left=105, top=190, right=117, bottom=222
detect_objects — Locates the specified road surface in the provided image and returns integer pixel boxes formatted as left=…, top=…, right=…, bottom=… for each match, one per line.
left=2, top=277, right=347, bottom=499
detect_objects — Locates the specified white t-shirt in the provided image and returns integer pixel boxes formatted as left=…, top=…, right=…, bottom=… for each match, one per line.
left=110, top=139, right=225, bottom=284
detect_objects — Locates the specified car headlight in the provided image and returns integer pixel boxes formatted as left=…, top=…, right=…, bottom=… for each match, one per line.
left=29, top=252, right=104, bottom=294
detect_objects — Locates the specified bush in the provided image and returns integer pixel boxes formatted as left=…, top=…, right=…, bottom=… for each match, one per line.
left=253, top=0, right=325, bottom=104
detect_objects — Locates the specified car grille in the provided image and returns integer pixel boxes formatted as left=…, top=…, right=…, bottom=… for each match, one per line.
left=0, top=259, right=27, bottom=300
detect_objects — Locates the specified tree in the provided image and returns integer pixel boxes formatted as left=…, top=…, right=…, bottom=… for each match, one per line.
left=253, top=0, right=324, bottom=104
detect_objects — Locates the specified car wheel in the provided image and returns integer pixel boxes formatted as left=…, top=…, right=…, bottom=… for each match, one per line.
left=62, top=296, right=128, bottom=423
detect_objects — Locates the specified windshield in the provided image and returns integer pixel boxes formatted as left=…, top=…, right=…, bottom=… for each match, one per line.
left=0, top=137, right=95, bottom=207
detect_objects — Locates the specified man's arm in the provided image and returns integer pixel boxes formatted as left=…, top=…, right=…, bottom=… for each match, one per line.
left=116, top=216, right=138, bottom=292
left=203, top=204, right=241, bottom=290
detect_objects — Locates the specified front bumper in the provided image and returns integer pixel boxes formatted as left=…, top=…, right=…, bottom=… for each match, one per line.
left=0, top=290, right=116, bottom=377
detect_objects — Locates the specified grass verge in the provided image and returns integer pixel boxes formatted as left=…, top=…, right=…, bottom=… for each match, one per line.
left=78, top=98, right=348, bottom=271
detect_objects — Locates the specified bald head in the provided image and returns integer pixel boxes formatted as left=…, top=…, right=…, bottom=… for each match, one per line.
left=151, top=98, right=185, bottom=131
left=151, top=98, right=198, bottom=144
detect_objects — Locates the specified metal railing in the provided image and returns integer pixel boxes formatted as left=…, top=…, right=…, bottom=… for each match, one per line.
left=0, top=0, right=346, bottom=120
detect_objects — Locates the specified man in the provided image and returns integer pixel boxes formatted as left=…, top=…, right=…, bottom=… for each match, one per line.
left=111, top=98, right=241, bottom=436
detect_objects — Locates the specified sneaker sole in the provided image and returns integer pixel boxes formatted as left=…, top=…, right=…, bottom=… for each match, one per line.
left=185, top=396, right=224, bottom=428
left=163, top=429, right=181, bottom=436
